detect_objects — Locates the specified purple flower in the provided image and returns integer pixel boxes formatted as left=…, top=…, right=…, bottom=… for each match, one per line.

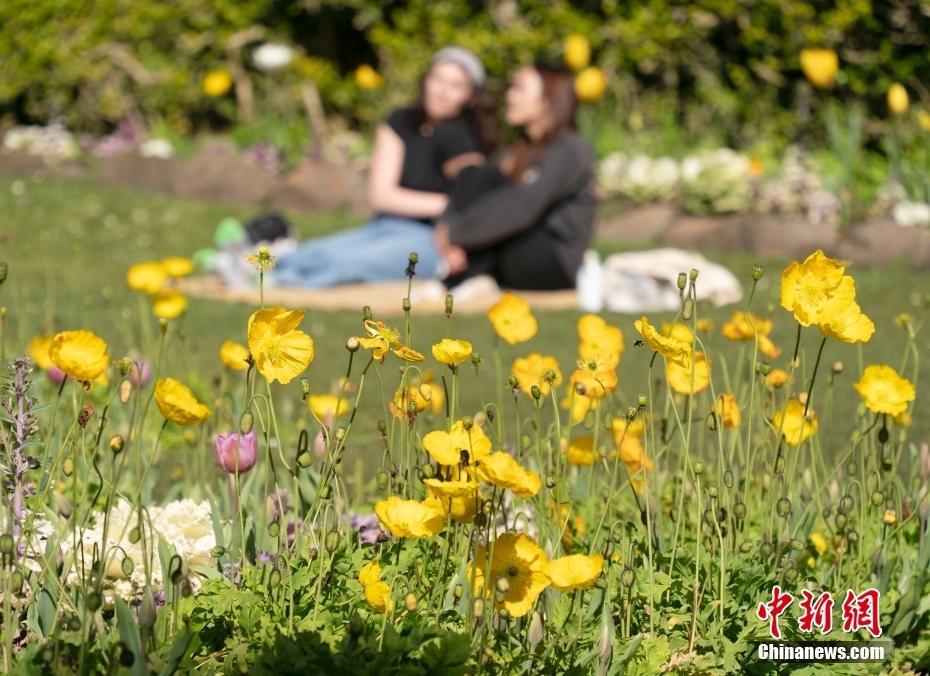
left=349, top=512, right=388, bottom=546
left=213, top=431, right=258, bottom=474
left=46, top=366, right=66, bottom=386
left=257, top=551, right=276, bottom=566
left=128, top=360, right=151, bottom=387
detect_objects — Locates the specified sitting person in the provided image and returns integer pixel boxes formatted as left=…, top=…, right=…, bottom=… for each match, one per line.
left=434, top=63, right=597, bottom=291
left=268, top=46, right=495, bottom=288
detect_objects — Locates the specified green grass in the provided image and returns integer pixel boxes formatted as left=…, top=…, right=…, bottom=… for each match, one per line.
left=1, top=174, right=928, bottom=463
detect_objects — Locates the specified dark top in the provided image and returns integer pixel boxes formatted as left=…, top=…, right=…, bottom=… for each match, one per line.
left=442, top=130, right=598, bottom=278
left=384, top=106, right=481, bottom=223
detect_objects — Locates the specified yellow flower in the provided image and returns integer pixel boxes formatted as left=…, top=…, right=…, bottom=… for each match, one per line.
left=661, top=322, right=693, bottom=345
left=721, top=311, right=781, bottom=358
left=354, top=64, right=384, bottom=90
left=611, top=418, right=644, bottom=442
left=634, top=316, right=691, bottom=366
left=246, top=246, right=277, bottom=273
left=561, top=388, right=600, bottom=423
left=474, top=452, right=541, bottom=498
left=202, top=69, right=232, bottom=97
left=780, top=250, right=855, bottom=327
left=390, top=373, right=443, bottom=419
left=918, top=110, right=930, bottom=132
left=714, top=393, right=741, bottom=428
left=563, top=33, right=591, bottom=71
left=308, top=394, right=351, bottom=420
left=422, top=420, right=491, bottom=465
left=152, top=289, right=187, bottom=319
left=359, top=560, right=393, bottom=614
left=578, top=315, right=624, bottom=369
left=423, top=477, right=479, bottom=499
left=666, top=351, right=710, bottom=395
left=696, top=318, right=714, bottom=333
left=894, top=410, right=912, bottom=428
left=570, top=356, right=618, bottom=399
left=555, top=504, right=586, bottom=550
left=159, top=257, right=192, bottom=278
left=883, top=509, right=897, bottom=525
left=887, top=83, right=909, bottom=116
left=468, top=533, right=550, bottom=618
left=357, top=319, right=423, bottom=362
left=247, top=307, right=315, bottom=384
left=488, top=293, right=538, bottom=345
left=126, top=262, right=167, bottom=294
left=220, top=341, right=250, bottom=371
left=50, top=330, right=109, bottom=382
left=800, top=48, right=838, bottom=88
left=809, top=532, right=827, bottom=556
left=771, top=399, right=817, bottom=446
left=374, top=496, right=445, bottom=538
left=615, top=435, right=652, bottom=474
left=765, top=368, right=789, bottom=389
left=154, top=377, right=210, bottom=425
left=431, top=338, right=472, bottom=367
left=854, top=364, right=915, bottom=416
left=817, top=295, right=874, bottom=344
left=565, top=436, right=597, bottom=466
left=425, top=491, right=478, bottom=524
left=548, top=554, right=603, bottom=591
left=575, top=66, right=607, bottom=102
left=28, top=335, right=55, bottom=371
left=511, top=353, right=562, bottom=397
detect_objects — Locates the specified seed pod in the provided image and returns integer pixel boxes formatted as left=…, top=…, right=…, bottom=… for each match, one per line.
left=362, top=306, right=372, bottom=321
left=376, top=471, right=389, bottom=490
left=677, top=272, right=687, bottom=290
left=445, top=294, right=454, bottom=315
left=776, top=498, right=791, bottom=518
left=751, top=264, right=763, bottom=281
left=689, top=268, right=699, bottom=282
left=238, top=411, right=254, bottom=435
left=846, top=529, right=859, bottom=544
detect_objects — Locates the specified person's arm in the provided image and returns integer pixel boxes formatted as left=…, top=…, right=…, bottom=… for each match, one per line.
left=443, top=135, right=593, bottom=249
left=367, top=123, right=448, bottom=219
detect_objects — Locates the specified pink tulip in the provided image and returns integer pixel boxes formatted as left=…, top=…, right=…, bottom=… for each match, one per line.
left=214, top=431, right=258, bottom=474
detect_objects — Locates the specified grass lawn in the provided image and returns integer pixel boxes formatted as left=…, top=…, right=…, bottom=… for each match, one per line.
left=1, top=174, right=928, bottom=471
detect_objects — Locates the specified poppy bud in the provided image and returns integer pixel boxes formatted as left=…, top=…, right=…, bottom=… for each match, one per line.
left=620, top=567, right=635, bottom=588
left=682, top=297, right=694, bottom=320
left=574, top=382, right=586, bottom=396
left=472, top=598, right=485, bottom=618
left=239, top=411, right=254, bottom=435
left=117, top=357, right=132, bottom=377
left=297, top=451, right=312, bottom=468
left=139, top=588, right=156, bottom=629
left=346, top=336, right=360, bottom=352
left=402, top=297, right=411, bottom=312
left=404, top=593, right=418, bottom=612
left=693, top=462, right=704, bottom=476
left=109, top=435, right=124, bottom=454
left=530, top=385, right=541, bottom=400
left=325, top=530, right=340, bottom=552
left=349, top=612, right=365, bottom=636
left=445, top=294, right=454, bottom=315
left=119, top=380, right=132, bottom=404
left=0, top=534, right=13, bottom=555
left=462, top=417, right=473, bottom=430
left=211, top=546, right=226, bottom=558
left=689, top=268, right=699, bottom=282
left=751, top=264, right=763, bottom=281
left=637, top=394, right=648, bottom=407
left=834, top=513, right=847, bottom=529
left=471, top=352, right=481, bottom=365
left=454, top=584, right=463, bottom=600
left=362, top=306, right=373, bottom=321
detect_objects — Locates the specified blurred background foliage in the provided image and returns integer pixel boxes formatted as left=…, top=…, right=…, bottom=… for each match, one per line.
left=1, top=0, right=928, bottom=149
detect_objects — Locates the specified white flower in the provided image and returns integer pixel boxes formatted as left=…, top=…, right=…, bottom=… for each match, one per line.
left=140, top=138, right=174, bottom=159
left=253, top=43, right=294, bottom=72
left=893, top=200, right=930, bottom=228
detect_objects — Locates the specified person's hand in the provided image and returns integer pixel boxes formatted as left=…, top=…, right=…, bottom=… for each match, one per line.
left=434, top=223, right=469, bottom=276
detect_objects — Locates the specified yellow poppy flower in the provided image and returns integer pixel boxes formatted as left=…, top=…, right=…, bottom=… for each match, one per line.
left=575, top=66, right=607, bottom=102
left=611, top=417, right=644, bottom=442
left=721, top=311, right=781, bottom=358
left=422, top=420, right=492, bottom=465
left=771, top=398, right=817, bottom=446
left=308, top=394, right=351, bottom=420
left=423, top=477, right=479, bottom=499
left=425, top=491, right=478, bottom=524
left=247, top=307, right=315, bottom=384
left=817, top=294, right=874, bottom=344
left=468, top=533, right=551, bottom=618
left=220, top=341, right=250, bottom=371
left=126, top=261, right=167, bottom=295
left=374, top=496, right=445, bottom=538
left=431, top=338, right=472, bottom=367
left=894, top=410, right=912, bottom=428
left=666, top=351, right=710, bottom=395
left=488, top=293, right=537, bottom=345
left=548, top=554, right=604, bottom=591
left=154, top=377, right=211, bottom=425
left=474, top=452, right=541, bottom=498
left=696, top=318, right=715, bottom=333
left=615, top=435, right=652, bottom=473
left=714, top=393, right=741, bottom=428
left=161, top=257, right=194, bottom=277
left=765, top=368, right=789, bottom=389
left=152, top=289, right=187, bottom=319
left=854, top=364, right=915, bottom=416
left=390, top=373, right=444, bottom=419
left=634, top=316, right=691, bottom=366
left=50, top=330, right=109, bottom=382
left=809, top=532, right=827, bottom=556
left=357, top=319, right=423, bottom=362
left=780, top=250, right=853, bottom=327
left=565, top=436, right=597, bottom=466
left=661, top=322, right=693, bottom=345
left=800, top=48, right=838, bottom=88
left=563, top=33, right=591, bottom=71
left=570, top=356, right=618, bottom=399
left=358, top=560, right=393, bottom=614
left=887, top=83, right=909, bottom=116
left=918, top=110, right=930, bottom=132
left=561, top=388, right=600, bottom=423
left=511, top=353, right=562, bottom=397
left=354, top=64, right=384, bottom=90
left=555, top=504, right=586, bottom=550
left=202, top=69, right=232, bottom=97
left=578, top=315, right=624, bottom=369
left=28, top=335, right=55, bottom=371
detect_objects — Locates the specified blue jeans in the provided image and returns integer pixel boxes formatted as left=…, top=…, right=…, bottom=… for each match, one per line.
left=271, top=216, right=441, bottom=288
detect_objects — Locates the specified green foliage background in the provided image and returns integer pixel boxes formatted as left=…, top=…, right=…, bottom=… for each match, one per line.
left=1, top=0, right=928, bottom=146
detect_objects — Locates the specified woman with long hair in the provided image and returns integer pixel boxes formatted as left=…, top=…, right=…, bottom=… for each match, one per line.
left=269, top=46, right=495, bottom=288
left=435, top=63, right=597, bottom=291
